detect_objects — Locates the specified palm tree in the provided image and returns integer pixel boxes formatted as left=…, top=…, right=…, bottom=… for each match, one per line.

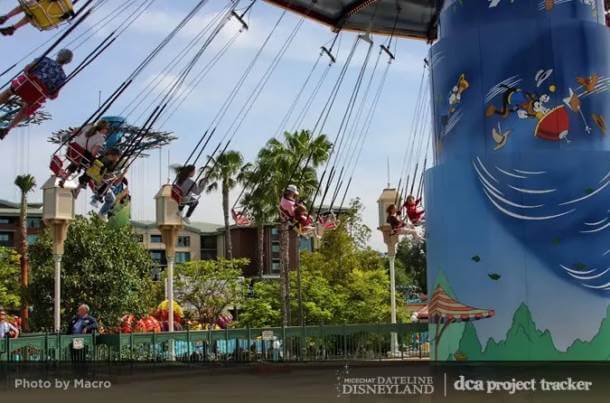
left=14, top=174, right=36, bottom=331
left=255, top=130, right=332, bottom=326
left=241, top=166, right=277, bottom=277
left=203, top=150, right=245, bottom=260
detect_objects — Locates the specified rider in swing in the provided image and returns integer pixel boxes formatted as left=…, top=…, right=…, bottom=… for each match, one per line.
left=0, top=49, right=73, bottom=140
left=280, top=185, right=314, bottom=233
left=175, top=165, right=205, bottom=223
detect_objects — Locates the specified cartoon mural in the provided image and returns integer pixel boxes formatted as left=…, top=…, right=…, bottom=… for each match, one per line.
left=427, top=0, right=610, bottom=360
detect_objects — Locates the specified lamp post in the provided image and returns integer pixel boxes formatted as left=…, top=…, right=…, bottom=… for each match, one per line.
left=377, top=188, right=399, bottom=357
left=42, top=177, right=74, bottom=333
left=155, top=184, right=183, bottom=360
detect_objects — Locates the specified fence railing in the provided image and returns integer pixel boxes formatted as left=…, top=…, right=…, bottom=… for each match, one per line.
left=1, top=323, right=429, bottom=362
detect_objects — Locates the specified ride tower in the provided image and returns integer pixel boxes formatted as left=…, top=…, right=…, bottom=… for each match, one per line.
left=426, top=0, right=610, bottom=360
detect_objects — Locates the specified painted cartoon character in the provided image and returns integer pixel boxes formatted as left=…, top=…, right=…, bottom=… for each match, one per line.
left=518, top=93, right=551, bottom=119
left=485, top=85, right=528, bottom=118
left=449, top=74, right=469, bottom=114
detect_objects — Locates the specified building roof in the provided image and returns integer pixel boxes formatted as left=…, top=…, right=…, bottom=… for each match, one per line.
left=264, top=0, right=442, bottom=41
left=131, top=220, right=223, bottom=235
left=0, top=199, right=43, bottom=217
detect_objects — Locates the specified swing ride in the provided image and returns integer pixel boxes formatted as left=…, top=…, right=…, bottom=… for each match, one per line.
left=2, top=0, right=609, bottom=363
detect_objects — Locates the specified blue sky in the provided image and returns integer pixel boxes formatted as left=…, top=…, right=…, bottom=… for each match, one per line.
left=0, top=0, right=429, bottom=250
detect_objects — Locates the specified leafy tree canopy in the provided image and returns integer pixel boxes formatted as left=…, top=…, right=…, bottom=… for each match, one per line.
left=0, top=247, right=21, bottom=310
left=29, top=215, right=155, bottom=331
left=396, top=238, right=427, bottom=293
left=238, top=202, right=410, bottom=327
left=173, top=259, right=247, bottom=325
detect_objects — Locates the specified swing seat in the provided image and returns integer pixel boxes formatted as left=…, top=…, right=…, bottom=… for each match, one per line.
left=318, top=213, right=338, bottom=230
left=100, top=115, right=126, bottom=148
left=231, top=209, right=251, bottom=226
left=170, top=184, right=184, bottom=205
left=295, top=223, right=316, bottom=238
left=85, top=159, right=104, bottom=184
left=18, top=0, right=75, bottom=31
left=49, top=155, right=65, bottom=177
left=66, top=142, right=90, bottom=166
left=10, top=74, right=48, bottom=116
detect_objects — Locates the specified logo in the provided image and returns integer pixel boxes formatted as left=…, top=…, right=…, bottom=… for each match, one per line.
left=336, top=365, right=435, bottom=397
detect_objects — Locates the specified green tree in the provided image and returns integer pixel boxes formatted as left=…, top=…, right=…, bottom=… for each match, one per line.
left=396, top=238, right=427, bottom=292
left=237, top=281, right=281, bottom=328
left=14, top=174, right=36, bottom=330
left=0, top=247, right=20, bottom=310
left=239, top=201, right=404, bottom=327
left=28, top=215, right=155, bottom=331
left=203, top=150, right=246, bottom=260
left=240, top=165, right=276, bottom=277
left=255, top=130, right=331, bottom=326
left=173, top=259, right=247, bottom=326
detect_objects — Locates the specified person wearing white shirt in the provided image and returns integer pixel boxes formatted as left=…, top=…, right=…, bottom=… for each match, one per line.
left=0, top=309, right=19, bottom=339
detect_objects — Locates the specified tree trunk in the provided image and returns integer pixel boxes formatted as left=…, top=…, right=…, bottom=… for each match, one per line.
left=257, top=224, right=264, bottom=277
left=19, top=192, right=29, bottom=331
left=223, top=184, right=233, bottom=260
left=279, top=221, right=291, bottom=326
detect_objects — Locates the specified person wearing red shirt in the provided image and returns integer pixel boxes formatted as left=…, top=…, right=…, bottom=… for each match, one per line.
left=404, top=195, right=425, bottom=225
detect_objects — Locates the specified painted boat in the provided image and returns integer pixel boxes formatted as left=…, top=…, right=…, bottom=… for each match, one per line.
left=535, top=106, right=569, bottom=141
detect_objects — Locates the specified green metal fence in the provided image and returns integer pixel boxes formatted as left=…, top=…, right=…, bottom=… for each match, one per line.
left=0, top=333, right=96, bottom=362
left=1, top=323, right=429, bottom=362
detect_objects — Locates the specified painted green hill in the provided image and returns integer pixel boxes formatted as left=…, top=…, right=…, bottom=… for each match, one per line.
left=457, top=303, right=610, bottom=360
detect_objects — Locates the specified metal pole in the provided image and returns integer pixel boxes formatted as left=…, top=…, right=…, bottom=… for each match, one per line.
left=389, top=254, right=398, bottom=356
left=53, top=254, right=62, bottom=333
left=297, top=242, right=304, bottom=328
left=167, top=255, right=176, bottom=360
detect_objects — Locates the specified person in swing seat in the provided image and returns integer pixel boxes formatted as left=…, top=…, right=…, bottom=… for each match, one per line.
left=60, top=120, right=111, bottom=184
left=386, top=204, right=423, bottom=241
left=280, top=184, right=300, bottom=220
left=0, top=1, right=74, bottom=36
left=0, top=49, right=73, bottom=140
left=293, top=204, right=314, bottom=232
left=175, top=165, right=205, bottom=223
left=72, top=147, right=120, bottom=199
left=404, top=195, right=425, bottom=225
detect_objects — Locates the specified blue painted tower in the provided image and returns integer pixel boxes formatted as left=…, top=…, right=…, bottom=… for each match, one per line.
left=426, top=0, right=610, bottom=360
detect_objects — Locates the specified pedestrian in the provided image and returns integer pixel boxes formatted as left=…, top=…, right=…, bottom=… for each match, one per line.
left=0, top=309, right=19, bottom=338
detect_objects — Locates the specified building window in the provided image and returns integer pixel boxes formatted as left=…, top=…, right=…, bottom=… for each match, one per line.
left=150, top=235, right=162, bottom=243
left=0, top=218, right=10, bottom=224
left=150, top=250, right=167, bottom=266
left=176, top=252, right=191, bottom=263
left=0, top=232, right=11, bottom=246
left=271, top=261, right=280, bottom=273
left=201, top=235, right=217, bottom=260
left=271, top=227, right=279, bottom=239
left=299, top=237, right=312, bottom=252
left=271, top=243, right=280, bottom=253
left=177, top=236, right=190, bottom=248
left=27, top=217, right=41, bottom=229
left=27, top=234, right=38, bottom=245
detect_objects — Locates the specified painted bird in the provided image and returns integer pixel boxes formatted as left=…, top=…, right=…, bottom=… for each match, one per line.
left=576, top=74, right=599, bottom=93
left=488, top=273, right=502, bottom=281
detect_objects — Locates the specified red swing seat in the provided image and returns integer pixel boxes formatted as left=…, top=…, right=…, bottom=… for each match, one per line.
left=171, top=184, right=184, bottom=205
left=231, top=209, right=251, bottom=226
left=49, top=155, right=65, bottom=177
left=318, top=213, right=338, bottom=230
